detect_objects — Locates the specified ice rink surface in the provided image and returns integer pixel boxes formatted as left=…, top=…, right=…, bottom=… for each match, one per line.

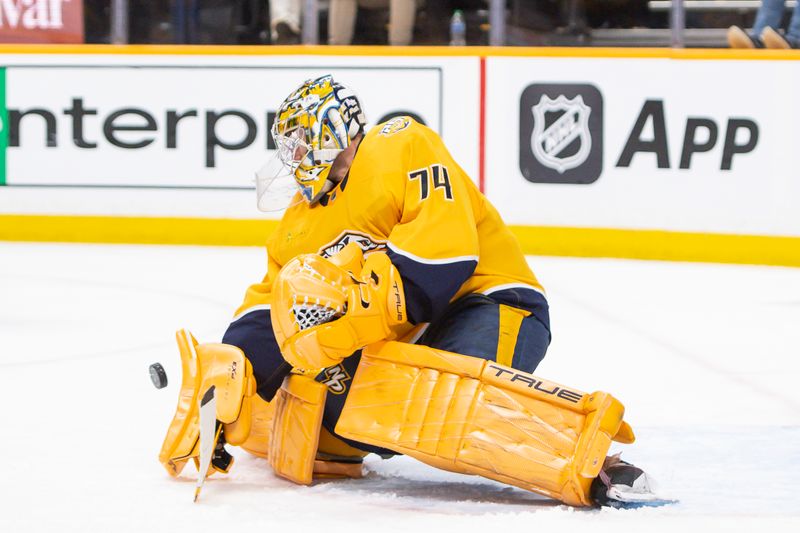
left=1, top=242, right=798, bottom=532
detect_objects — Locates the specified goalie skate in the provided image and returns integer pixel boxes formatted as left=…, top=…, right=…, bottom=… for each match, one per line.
left=591, top=455, right=676, bottom=508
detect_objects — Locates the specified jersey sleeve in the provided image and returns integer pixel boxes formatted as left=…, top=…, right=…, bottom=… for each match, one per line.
left=384, top=126, right=480, bottom=324
left=222, top=251, right=291, bottom=401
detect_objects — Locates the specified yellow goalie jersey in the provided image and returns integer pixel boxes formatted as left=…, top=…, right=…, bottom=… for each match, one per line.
left=237, top=117, right=545, bottom=329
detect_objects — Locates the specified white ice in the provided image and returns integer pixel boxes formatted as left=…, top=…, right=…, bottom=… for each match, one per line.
left=1, top=242, right=798, bottom=533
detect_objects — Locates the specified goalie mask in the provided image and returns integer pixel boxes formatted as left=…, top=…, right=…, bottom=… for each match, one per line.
left=268, top=75, right=367, bottom=205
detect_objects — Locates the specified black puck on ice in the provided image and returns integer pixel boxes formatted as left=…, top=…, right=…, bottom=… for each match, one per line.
left=149, top=363, right=168, bottom=389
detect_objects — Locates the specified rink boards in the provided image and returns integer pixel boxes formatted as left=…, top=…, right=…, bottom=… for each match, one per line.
left=0, top=45, right=798, bottom=266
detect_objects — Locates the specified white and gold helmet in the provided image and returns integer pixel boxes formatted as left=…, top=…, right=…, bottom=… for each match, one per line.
left=269, top=75, right=366, bottom=205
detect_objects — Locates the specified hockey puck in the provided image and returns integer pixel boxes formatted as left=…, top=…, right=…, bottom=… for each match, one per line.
left=149, top=362, right=168, bottom=389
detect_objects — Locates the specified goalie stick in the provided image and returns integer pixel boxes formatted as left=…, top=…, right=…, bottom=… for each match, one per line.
left=194, top=386, right=216, bottom=503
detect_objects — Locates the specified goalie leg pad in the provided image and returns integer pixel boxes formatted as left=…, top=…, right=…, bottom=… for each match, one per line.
left=158, top=329, right=257, bottom=477
left=238, top=394, right=276, bottom=458
left=334, top=341, right=634, bottom=507
left=269, top=374, right=328, bottom=485
left=268, top=374, right=368, bottom=483
left=237, top=391, right=367, bottom=481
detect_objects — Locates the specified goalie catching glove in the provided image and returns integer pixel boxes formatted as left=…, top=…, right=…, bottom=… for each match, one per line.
left=272, top=243, right=408, bottom=373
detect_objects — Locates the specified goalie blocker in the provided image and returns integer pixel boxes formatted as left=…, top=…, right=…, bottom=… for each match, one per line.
left=158, top=330, right=367, bottom=483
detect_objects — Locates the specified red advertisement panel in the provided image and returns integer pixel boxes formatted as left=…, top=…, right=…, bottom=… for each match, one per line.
left=0, top=0, right=84, bottom=43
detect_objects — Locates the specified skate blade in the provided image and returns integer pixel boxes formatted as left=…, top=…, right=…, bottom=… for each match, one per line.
left=603, top=486, right=678, bottom=509
left=602, top=497, right=678, bottom=509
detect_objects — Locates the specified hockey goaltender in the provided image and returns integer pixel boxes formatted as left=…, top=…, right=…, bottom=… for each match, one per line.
left=157, top=75, right=666, bottom=508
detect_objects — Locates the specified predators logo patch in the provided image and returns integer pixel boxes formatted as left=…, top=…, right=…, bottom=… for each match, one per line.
left=319, top=364, right=351, bottom=394
left=319, top=230, right=386, bottom=258
left=379, top=117, right=411, bottom=137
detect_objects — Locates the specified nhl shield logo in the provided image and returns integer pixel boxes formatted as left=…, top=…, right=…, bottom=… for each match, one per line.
left=519, top=83, right=603, bottom=184
left=531, top=95, right=592, bottom=174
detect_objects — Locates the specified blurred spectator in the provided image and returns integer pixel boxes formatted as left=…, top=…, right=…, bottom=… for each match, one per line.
left=235, top=0, right=270, bottom=43
left=329, top=0, right=417, bottom=45
left=271, top=0, right=302, bottom=44
left=584, top=0, right=651, bottom=30
left=728, top=0, right=800, bottom=49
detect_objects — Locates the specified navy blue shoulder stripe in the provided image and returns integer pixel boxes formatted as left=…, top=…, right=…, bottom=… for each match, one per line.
left=386, top=247, right=478, bottom=324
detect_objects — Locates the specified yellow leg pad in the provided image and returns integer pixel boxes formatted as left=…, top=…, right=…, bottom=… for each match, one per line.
left=318, top=426, right=369, bottom=460
left=335, top=341, right=634, bottom=507
left=312, top=459, right=365, bottom=479
left=238, top=395, right=277, bottom=458
left=237, top=385, right=366, bottom=481
left=269, top=374, right=328, bottom=485
left=158, top=329, right=256, bottom=477
left=223, top=394, right=253, bottom=446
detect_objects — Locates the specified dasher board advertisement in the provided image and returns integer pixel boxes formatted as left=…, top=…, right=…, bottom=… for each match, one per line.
left=0, top=56, right=478, bottom=189
left=0, top=0, right=83, bottom=44
left=486, top=56, right=800, bottom=237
